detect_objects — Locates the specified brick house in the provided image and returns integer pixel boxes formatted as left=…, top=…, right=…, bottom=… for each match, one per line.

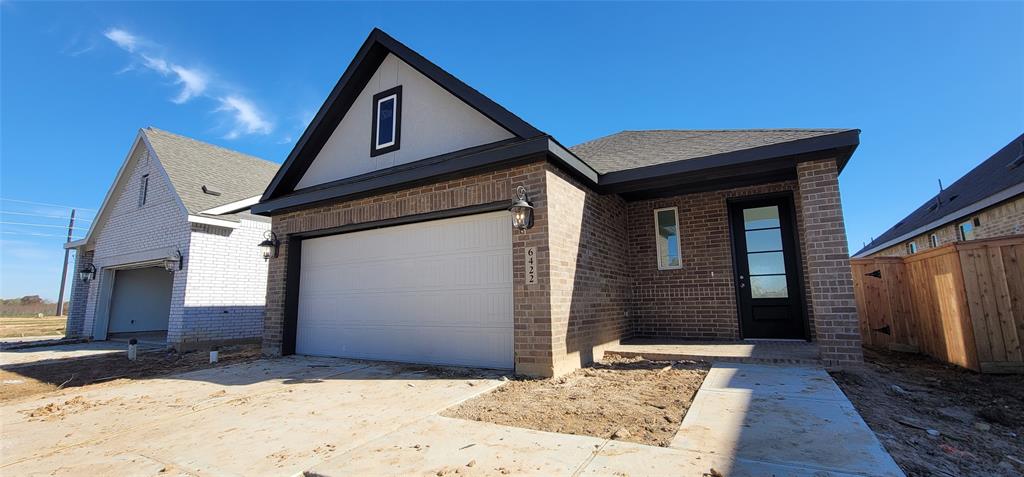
left=253, top=29, right=864, bottom=377
left=853, top=132, right=1024, bottom=258
left=65, top=128, right=278, bottom=349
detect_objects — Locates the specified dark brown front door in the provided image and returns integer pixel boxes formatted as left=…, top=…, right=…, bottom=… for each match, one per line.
left=729, top=196, right=806, bottom=339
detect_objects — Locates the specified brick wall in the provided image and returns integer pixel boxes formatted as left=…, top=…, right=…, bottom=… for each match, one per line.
left=626, top=181, right=815, bottom=340
left=262, top=162, right=557, bottom=375
left=545, top=165, right=631, bottom=376
left=177, top=217, right=270, bottom=347
left=797, top=159, right=863, bottom=368
left=64, top=249, right=93, bottom=338
left=72, top=137, right=270, bottom=349
left=870, top=195, right=1024, bottom=257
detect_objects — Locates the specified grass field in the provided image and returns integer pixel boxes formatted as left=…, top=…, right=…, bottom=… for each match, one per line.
left=0, top=316, right=66, bottom=339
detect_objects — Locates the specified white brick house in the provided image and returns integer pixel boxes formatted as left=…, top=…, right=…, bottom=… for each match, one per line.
left=65, top=128, right=279, bottom=349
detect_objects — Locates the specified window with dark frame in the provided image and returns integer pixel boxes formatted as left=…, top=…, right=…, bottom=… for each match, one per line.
left=138, top=174, right=149, bottom=208
left=654, top=207, right=682, bottom=270
left=929, top=234, right=939, bottom=248
left=370, top=85, right=402, bottom=156
left=958, top=220, right=975, bottom=241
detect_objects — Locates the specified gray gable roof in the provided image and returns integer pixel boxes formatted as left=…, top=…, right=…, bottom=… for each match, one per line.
left=143, top=128, right=280, bottom=221
left=853, top=132, right=1024, bottom=257
left=570, top=129, right=855, bottom=174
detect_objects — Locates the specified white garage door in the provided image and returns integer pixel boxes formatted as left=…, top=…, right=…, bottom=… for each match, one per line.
left=295, top=211, right=513, bottom=369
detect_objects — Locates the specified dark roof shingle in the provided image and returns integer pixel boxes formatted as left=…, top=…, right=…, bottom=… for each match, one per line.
left=570, top=129, right=855, bottom=174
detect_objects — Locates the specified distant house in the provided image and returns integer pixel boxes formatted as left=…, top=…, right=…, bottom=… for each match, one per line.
left=853, top=133, right=1024, bottom=258
left=64, top=128, right=279, bottom=349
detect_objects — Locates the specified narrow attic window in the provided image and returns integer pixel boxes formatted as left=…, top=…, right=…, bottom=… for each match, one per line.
left=929, top=234, right=939, bottom=247
left=371, top=86, right=402, bottom=156
left=138, top=174, right=149, bottom=208
left=907, top=242, right=917, bottom=255
left=202, top=185, right=221, bottom=196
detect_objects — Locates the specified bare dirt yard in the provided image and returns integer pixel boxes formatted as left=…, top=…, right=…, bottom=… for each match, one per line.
left=1, top=344, right=261, bottom=403
left=832, top=348, right=1024, bottom=477
left=443, top=356, right=709, bottom=447
left=0, top=316, right=66, bottom=339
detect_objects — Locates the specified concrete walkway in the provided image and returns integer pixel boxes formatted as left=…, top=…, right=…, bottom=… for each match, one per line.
left=1, top=357, right=903, bottom=476
left=672, top=363, right=904, bottom=476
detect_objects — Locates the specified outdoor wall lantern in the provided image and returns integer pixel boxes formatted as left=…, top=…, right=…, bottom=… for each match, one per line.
left=509, top=185, right=535, bottom=231
left=79, top=263, right=96, bottom=282
left=259, top=231, right=280, bottom=260
left=163, top=250, right=183, bottom=272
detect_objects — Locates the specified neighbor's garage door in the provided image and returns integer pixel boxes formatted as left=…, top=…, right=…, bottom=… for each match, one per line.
left=295, top=211, right=513, bottom=369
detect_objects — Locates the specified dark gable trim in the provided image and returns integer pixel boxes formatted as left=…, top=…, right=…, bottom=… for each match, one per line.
left=253, top=137, right=552, bottom=215
left=260, top=28, right=545, bottom=202
left=370, top=85, right=402, bottom=157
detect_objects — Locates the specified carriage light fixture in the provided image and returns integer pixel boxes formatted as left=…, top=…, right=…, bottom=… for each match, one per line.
left=259, top=231, right=280, bottom=260
left=163, top=250, right=183, bottom=272
left=509, top=185, right=534, bottom=231
left=79, top=263, right=96, bottom=282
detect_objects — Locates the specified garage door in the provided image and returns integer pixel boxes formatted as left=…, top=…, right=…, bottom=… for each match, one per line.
left=108, top=266, right=173, bottom=333
left=295, top=211, right=513, bottom=369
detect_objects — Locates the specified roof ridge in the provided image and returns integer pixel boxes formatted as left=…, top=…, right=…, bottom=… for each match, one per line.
left=143, top=127, right=277, bottom=167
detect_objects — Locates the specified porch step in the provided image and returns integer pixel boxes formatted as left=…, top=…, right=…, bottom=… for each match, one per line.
left=604, top=339, right=823, bottom=366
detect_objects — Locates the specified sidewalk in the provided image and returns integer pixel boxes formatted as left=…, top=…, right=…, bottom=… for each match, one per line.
left=672, top=363, right=904, bottom=476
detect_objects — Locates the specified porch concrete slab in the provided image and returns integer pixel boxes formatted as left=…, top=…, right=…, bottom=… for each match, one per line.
left=672, top=363, right=904, bottom=476
left=0, top=340, right=161, bottom=368
left=607, top=338, right=821, bottom=365
left=1, top=357, right=503, bottom=476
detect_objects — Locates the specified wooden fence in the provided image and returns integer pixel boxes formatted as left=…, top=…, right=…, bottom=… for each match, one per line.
left=851, top=235, right=1024, bottom=373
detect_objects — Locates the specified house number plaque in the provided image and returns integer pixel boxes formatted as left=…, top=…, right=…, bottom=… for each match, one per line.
left=525, top=246, right=537, bottom=284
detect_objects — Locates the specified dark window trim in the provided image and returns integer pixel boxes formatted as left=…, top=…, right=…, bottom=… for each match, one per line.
left=138, top=174, right=149, bottom=208
left=370, top=85, right=402, bottom=157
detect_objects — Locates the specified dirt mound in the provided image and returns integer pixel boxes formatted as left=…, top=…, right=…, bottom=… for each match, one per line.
left=443, top=356, right=709, bottom=447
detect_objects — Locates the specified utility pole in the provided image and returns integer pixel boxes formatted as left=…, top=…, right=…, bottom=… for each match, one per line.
left=55, top=209, right=75, bottom=316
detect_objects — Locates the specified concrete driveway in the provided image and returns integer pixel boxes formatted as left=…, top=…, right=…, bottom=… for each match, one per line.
left=1, top=356, right=898, bottom=476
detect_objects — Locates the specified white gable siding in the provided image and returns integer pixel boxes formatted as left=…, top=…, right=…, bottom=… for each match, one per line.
left=82, top=142, right=191, bottom=340
left=295, top=53, right=515, bottom=189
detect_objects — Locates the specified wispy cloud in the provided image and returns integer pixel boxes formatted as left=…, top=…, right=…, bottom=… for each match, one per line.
left=217, top=96, right=273, bottom=139
left=103, top=27, right=272, bottom=139
left=104, top=28, right=138, bottom=52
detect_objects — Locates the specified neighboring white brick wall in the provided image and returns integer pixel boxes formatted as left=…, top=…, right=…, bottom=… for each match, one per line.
left=82, top=140, right=191, bottom=341
left=74, top=137, right=270, bottom=347
left=180, top=218, right=270, bottom=344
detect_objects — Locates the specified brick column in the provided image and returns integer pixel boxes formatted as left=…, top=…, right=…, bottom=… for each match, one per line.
left=65, top=249, right=93, bottom=338
left=797, top=159, right=863, bottom=368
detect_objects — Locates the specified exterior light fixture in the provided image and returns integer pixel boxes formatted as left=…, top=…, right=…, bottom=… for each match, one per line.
left=258, top=231, right=280, bottom=260
left=509, top=185, right=534, bottom=231
left=79, top=263, right=96, bottom=282
left=163, top=250, right=183, bottom=272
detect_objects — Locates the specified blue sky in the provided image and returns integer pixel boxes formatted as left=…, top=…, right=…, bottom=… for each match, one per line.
left=2, top=2, right=1022, bottom=300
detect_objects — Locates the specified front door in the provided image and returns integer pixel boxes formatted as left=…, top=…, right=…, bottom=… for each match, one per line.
left=729, top=196, right=806, bottom=339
